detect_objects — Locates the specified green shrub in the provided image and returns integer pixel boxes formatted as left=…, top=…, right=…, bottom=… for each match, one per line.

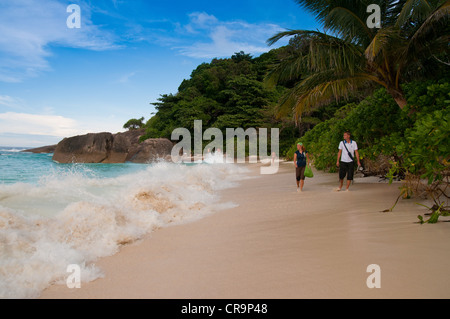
left=402, top=109, right=450, bottom=183
left=286, top=80, right=450, bottom=180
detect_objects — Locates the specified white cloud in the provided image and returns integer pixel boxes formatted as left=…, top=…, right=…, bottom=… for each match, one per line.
left=0, top=112, right=83, bottom=137
left=0, top=91, right=127, bottom=145
left=184, top=12, right=218, bottom=33
left=0, top=0, right=119, bottom=82
left=0, top=111, right=125, bottom=139
left=175, top=12, right=286, bottom=59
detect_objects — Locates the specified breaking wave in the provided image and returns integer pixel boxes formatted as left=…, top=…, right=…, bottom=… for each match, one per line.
left=0, top=162, right=248, bottom=298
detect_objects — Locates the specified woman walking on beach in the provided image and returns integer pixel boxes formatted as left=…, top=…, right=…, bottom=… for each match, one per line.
left=294, top=142, right=309, bottom=192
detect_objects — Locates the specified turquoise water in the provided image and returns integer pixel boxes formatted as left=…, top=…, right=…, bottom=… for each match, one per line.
left=0, top=146, right=149, bottom=185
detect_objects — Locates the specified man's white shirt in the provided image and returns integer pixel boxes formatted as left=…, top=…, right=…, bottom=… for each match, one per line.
left=338, top=140, right=358, bottom=163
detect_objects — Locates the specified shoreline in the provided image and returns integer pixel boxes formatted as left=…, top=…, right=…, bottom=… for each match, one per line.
left=40, top=162, right=450, bottom=299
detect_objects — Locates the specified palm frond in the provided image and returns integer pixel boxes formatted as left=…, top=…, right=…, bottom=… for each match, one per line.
left=396, top=0, right=434, bottom=27
left=306, top=33, right=364, bottom=74
left=324, top=4, right=375, bottom=44
left=267, top=29, right=324, bottom=46
left=264, top=53, right=307, bottom=88
left=290, top=71, right=376, bottom=118
left=293, top=0, right=330, bottom=21
left=409, top=0, right=450, bottom=44
left=268, top=29, right=365, bottom=75
left=402, top=0, right=450, bottom=67
left=274, top=88, right=301, bottom=119
left=365, top=26, right=403, bottom=63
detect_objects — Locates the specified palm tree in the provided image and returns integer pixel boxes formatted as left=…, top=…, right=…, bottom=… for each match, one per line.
left=267, top=0, right=449, bottom=120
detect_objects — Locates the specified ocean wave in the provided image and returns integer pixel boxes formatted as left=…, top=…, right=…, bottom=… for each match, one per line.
left=0, top=148, right=26, bottom=153
left=0, top=162, right=247, bottom=298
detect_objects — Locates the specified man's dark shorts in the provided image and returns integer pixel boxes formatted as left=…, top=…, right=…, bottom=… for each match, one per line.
left=339, top=161, right=354, bottom=181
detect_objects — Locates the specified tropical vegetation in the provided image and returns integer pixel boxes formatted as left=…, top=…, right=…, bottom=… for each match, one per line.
left=267, top=0, right=449, bottom=117
left=124, top=0, right=449, bottom=219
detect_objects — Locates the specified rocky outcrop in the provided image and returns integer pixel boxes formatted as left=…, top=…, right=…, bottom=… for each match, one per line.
left=22, top=145, right=58, bottom=154
left=52, top=129, right=174, bottom=164
left=126, top=138, right=174, bottom=163
left=52, top=132, right=113, bottom=163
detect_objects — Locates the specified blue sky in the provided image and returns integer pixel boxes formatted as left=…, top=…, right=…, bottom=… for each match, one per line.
left=0, top=0, right=318, bottom=147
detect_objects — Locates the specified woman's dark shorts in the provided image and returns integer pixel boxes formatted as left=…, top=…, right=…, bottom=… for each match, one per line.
left=296, top=166, right=306, bottom=181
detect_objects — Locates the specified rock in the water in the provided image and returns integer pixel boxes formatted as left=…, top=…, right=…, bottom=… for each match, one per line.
left=108, top=129, right=144, bottom=163
left=127, top=138, right=174, bottom=163
left=21, top=145, right=57, bottom=154
left=52, top=129, right=174, bottom=164
left=52, top=132, right=114, bottom=163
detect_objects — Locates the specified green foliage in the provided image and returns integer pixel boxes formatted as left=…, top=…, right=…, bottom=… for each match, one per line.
left=267, top=0, right=450, bottom=115
left=402, top=109, right=450, bottom=183
left=123, top=117, right=145, bottom=130
left=417, top=203, right=447, bottom=224
left=136, top=51, right=299, bottom=155
left=285, top=80, right=450, bottom=183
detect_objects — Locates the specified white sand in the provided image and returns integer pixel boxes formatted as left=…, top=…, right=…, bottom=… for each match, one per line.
left=41, top=163, right=450, bottom=299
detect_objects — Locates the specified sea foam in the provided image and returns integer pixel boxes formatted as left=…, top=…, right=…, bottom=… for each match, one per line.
left=0, top=161, right=248, bottom=298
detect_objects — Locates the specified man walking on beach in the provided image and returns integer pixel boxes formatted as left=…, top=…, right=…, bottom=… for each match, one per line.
left=336, top=131, right=361, bottom=191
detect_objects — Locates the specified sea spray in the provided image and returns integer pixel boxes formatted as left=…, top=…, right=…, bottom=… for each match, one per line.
left=0, top=161, right=248, bottom=298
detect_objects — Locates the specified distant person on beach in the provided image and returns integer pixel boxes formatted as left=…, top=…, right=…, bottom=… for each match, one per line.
left=336, top=131, right=361, bottom=191
left=271, top=151, right=277, bottom=165
left=215, top=148, right=224, bottom=163
left=204, top=148, right=213, bottom=163
left=294, top=142, right=309, bottom=192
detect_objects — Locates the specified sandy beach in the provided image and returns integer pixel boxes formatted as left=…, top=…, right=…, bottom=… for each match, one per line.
left=41, top=162, right=450, bottom=299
